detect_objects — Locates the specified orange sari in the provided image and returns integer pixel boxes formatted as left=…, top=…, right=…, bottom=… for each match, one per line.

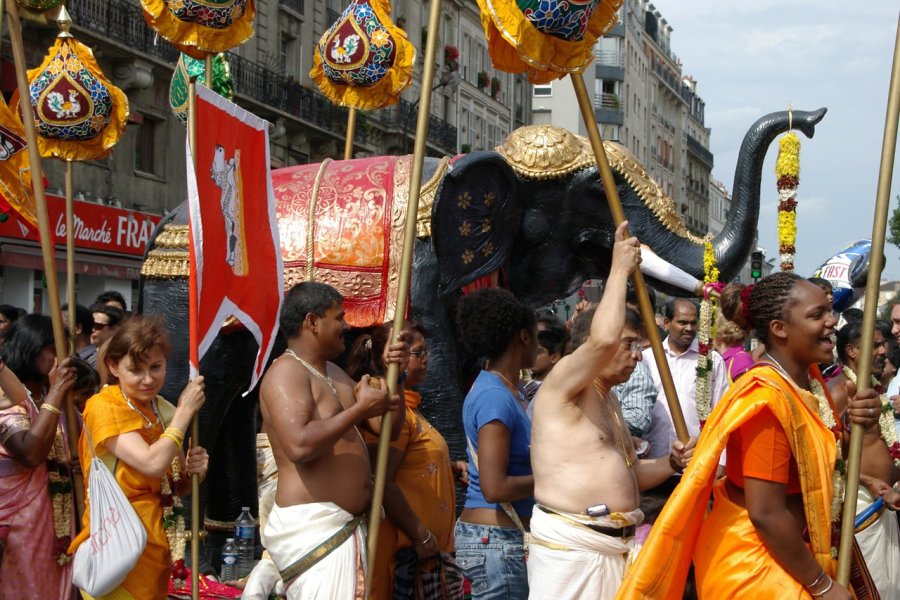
left=617, top=365, right=837, bottom=599
left=69, top=385, right=177, bottom=600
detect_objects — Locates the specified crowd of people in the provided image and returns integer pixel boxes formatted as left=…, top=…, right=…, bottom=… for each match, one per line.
left=2, top=221, right=900, bottom=599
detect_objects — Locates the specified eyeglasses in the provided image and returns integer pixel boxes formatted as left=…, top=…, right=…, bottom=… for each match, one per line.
left=92, top=322, right=109, bottom=331
left=620, top=339, right=643, bottom=353
left=410, top=348, right=429, bottom=358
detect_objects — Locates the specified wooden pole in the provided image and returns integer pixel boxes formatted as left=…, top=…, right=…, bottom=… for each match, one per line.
left=366, top=0, right=443, bottom=577
left=5, top=0, right=85, bottom=518
left=65, top=159, right=75, bottom=353
left=570, top=72, right=689, bottom=442
left=836, top=14, right=900, bottom=586
left=189, top=61, right=207, bottom=599
left=344, top=108, right=357, bottom=160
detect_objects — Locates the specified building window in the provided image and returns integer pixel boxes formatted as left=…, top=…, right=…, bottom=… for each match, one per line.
left=534, top=83, right=552, bottom=97
left=134, top=118, right=159, bottom=176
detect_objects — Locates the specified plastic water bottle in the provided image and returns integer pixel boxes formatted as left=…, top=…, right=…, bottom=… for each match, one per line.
left=235, top=506, right=256, bottom=577
left=221, top=538, right=238, bottom=581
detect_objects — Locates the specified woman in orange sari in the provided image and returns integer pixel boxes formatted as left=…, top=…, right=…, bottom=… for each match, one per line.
left=69, top=318, right=209, bottom=599
left=348, top=322, right=465, bottom=599
left=618, top=272, right=882, bottom=600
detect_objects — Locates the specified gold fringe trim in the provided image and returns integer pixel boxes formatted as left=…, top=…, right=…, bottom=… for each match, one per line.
left=417, top=156, right=451, bottom=238
left=141, top=224, right=190, bottom=279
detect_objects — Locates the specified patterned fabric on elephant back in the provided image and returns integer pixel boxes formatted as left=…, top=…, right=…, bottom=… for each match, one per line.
left=271, top=156, right=412, bottom=328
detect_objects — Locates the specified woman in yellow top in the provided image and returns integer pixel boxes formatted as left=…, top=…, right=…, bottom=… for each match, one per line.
left=348, top=322, right=465, bottom=600
left=69, top=318, right=209, bottom=599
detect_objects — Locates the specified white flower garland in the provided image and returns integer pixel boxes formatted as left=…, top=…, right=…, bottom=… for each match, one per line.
left=842, top=366, right=900, bottom=469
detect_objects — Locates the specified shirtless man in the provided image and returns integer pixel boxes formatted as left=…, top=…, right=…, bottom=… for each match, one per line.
left=529, top=222, right=695, bottom=599
left=260, top=282, right=406, bottom=600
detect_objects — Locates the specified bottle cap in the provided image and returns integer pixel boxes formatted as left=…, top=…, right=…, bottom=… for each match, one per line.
left=241, top=506, right=250, bottom=512
left=226, top=538, right=234, bottom=542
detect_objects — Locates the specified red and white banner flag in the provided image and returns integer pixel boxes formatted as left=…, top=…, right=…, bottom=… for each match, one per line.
left=187, top=84, right=283, bottom=390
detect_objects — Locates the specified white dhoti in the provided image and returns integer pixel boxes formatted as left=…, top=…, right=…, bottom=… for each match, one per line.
left=527, top=504, right=643, bottom=600
left=855, top=486, right=900, bottom=600
left=264, top=501, right=367, bottom=600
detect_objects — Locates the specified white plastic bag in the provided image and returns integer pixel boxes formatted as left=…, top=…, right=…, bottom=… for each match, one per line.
left=72, top=456, right=147, bottom=596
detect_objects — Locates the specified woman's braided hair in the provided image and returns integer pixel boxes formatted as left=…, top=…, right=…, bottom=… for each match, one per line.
left=720, top=271, right=805, bottom=345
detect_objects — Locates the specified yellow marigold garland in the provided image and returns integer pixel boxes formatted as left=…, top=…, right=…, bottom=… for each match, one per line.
left=696, top=240, right=719, bottom=426
left=775, top=132, right=800, bottom=271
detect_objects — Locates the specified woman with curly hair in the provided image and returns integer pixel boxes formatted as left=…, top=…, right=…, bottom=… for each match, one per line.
left=619, top=272, right=883, bottom=599
left=454, top=288, right=537, bottom=599
left=714, top=309, right=753, bottom=383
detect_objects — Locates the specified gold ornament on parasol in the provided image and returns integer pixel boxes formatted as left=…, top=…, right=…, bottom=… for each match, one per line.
left=140, top=0, right=256, bottom=59
left=10, top=9, right=128, bottom=161
left=0, top=95, right=39, bottom=230
left=476, top=0, right=623, bottom=83
left=310, top=0, right=415, bottom=110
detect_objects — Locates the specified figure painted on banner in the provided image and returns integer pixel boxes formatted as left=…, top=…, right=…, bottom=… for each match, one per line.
left=529, top=222, right=696, bottom=600
left=617, top=272, right=883, bottom=600
left=259, top=282, right=408, bottom=600
left=69, top=318, right=209, bottom=599
left=828, top=320, right=900, bottom=600
left=210, top=144, right=245, bottom=275
left=0, top=340, right=78, bottom=600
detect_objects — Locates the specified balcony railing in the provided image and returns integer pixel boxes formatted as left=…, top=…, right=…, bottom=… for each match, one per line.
left=280, top=0, right=304, bottom=14
left=686, top=134, right=714, bottom=169
left=68, top=0, right=179, bottom=64
left=594, top=50, right=624, bottom=69
left=594, top=93, right=622, bottom=112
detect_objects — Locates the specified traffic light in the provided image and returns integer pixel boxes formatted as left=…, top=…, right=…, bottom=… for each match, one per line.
left=750, top=251, right=764, bottom=280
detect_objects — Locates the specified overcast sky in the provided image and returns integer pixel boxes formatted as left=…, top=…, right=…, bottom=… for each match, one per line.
left=658, top=1, right=900, bottom=279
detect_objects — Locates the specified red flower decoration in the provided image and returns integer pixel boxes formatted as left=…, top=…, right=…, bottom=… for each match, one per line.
left=698, top=342, right=710, bottom=355
left=889, top=441, right=900, bottom=460
left=172, top=559, right=188, bottom=581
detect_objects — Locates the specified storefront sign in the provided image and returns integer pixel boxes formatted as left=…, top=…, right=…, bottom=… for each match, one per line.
left=0, top=194, right=162, bottom=256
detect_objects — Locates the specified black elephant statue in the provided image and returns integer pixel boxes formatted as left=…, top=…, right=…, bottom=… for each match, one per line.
left=138, top=107, right=826, bottom=571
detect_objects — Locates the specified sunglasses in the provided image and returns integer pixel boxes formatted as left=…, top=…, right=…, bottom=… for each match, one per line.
left=92, top=322, right=109, bottom=331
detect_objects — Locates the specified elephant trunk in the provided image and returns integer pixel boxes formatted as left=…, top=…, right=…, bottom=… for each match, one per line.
left=647, top=108, right=827, bottom=282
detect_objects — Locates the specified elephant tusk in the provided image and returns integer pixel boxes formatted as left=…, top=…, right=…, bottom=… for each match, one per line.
left=639, top=245, right=702, bottom=294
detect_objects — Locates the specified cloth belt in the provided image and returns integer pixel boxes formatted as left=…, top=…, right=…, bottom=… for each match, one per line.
left=537, top=505, right=636, bottom=539
left=278, top=515, right=362, bottom=586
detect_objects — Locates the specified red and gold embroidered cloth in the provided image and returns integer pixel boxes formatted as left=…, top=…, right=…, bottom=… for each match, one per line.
left=271, top=156, right=412, bottom=327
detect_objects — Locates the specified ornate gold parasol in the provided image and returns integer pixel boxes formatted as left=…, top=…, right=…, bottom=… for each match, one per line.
left=140, top=0, right=255, bottom=59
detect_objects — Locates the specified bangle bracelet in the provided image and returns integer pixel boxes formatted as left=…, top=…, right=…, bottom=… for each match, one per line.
left=41, top=403, right=62, bottom=416
left=165, top=426, right=186, bottom=439
left=415, top=530, right=432, bottom=545
left=161, top=432, right=184, bottom=448
left=668, top=453, right=684, bottom=474
left=805, top=570, right=826, bottom=590
left=810, top=576, right=833, bottom=597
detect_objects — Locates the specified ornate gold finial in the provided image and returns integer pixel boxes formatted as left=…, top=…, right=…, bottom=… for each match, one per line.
left=497, top=125, right=594, bottom=180
left=55, top=5, right=73, bottom=38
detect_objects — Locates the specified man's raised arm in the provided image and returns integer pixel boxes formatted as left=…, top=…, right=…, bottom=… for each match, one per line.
left=542, top=221, right=641, bottom=399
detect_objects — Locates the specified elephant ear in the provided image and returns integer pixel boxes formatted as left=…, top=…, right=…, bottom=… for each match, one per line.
left=432, top=151, right=520, bottom=294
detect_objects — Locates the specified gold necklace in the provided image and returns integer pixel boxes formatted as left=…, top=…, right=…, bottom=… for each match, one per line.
left=121, top=389, right=161, bottom=429
left=284, top=349, right=337, bottom=396
left=488, top=369, right=519, bottom=396
left=594, top=380, right=634, bottom=468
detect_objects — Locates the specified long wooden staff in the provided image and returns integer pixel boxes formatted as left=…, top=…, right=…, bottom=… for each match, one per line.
left=5, top=0, right=85, bottom=519
left=366, top=0, right=443, bottom=577
left=345, top=108, right=357, bottom=160
left=836, top=13, right=900, bottom=586
left=65, top=159, right=75, bottom=352
left=570, top=73, right=689, bottom=442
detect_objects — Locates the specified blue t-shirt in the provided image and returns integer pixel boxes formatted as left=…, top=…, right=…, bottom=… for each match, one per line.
left=462, top=370, right=535, bottom=517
